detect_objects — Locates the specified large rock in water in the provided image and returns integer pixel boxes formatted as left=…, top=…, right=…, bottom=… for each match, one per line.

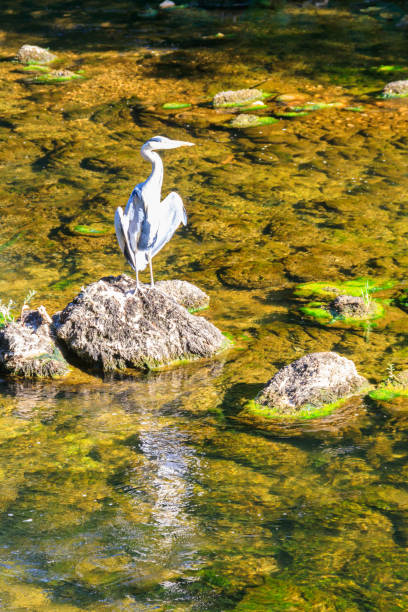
left=55, top=275, right=225, bottom=371
left=256, top=352, right=367, bottom=414
left=0, top=308, right=69, bottom=378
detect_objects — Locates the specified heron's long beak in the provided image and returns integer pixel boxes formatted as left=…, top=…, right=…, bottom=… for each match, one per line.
left=169, top=140, right=195, bottom=148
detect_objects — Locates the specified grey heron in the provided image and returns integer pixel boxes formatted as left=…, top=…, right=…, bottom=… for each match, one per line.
left=114, top=135, right=194, bottom=288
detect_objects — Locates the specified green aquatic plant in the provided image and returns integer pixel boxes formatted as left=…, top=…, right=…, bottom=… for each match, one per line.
left=360, top=280, right=373, bottom=310
left=242, top=398, right=347, bottom=421
left=0, top=299, right=15, bottom=327
left=0, top=290, right=36, bottom=327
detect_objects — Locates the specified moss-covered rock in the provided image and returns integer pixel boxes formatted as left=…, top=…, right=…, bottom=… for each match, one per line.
left=250, top=352, right=368, bottom=419
left=295, top=278, right=390, bottom=326
left=0, top=308, right=69, bottom=378
left=56, top=275, right=226, bottom=372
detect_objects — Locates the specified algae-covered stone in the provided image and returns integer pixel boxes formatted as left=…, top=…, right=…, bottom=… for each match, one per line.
left=16, top=44, right=56, bottom=64
left=382, top=80, right=408, bottom=98
left=155, top=280, right=209, bottom=312
left=56, top=275, right=225, bottom=371
left=0, top=308, right=69, bottom=378
left=330, top=295, right=374, bottom=318
left=255, top=352, right=368, bottom=416
left=213, top=89, right=265, bottom=108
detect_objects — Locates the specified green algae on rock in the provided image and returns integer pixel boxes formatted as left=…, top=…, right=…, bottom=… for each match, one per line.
left=368, top=369, right=408, bottom=415
left=56, top=275, right=226, bottom=372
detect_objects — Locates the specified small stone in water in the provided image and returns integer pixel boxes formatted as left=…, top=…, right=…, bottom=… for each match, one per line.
left=160, top=0, right=175, bottom=7
left=16, top=44, right=56, bottom=64
left=382, top=80, right=408, bottom=98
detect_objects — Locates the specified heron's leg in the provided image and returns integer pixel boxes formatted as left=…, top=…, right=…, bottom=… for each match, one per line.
left=148, top=252, right=154, bottom=288
left=135, top=266, right=139, bottom=290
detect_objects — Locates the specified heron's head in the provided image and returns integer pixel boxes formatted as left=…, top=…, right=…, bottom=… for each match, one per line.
left=143, top=135, right=194, bottom=151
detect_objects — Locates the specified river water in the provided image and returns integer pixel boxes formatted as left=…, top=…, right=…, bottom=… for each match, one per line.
left=0, top=1, right=407, bottom=609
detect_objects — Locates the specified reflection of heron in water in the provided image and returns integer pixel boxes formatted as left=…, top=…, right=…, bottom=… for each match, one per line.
left=114, top=135, right=194, bottom=289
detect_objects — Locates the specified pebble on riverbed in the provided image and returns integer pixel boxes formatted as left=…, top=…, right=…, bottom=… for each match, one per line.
left=253, top=352, right=368, bottom=417
left=16, top=44, right=57, bottom=64
left=0, top=308, right=69, bottom=378
left=55, top=275, right=226, bottom=372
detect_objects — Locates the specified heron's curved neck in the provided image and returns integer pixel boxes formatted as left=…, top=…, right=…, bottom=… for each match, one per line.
left=141, top=147, right=163, bottom=196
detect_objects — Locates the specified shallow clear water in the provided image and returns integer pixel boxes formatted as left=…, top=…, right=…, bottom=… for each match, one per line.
left=0, top=1, right=407, bottom=609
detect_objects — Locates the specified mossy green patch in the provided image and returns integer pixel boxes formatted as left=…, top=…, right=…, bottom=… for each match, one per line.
left=275, top=111, right=310, bottom=117
left=31, top=72, right=85, bottom=84
left=376, top=65, right=406, bottom=72
left=369, top=387, right=408, bottom=401
left=22, top=64, right=50, bottom=73
left=294, top=278, right=394, bottom=299
left=242, top=397, right=346, bottom=421
left=162, top=102, right=192, bottom=110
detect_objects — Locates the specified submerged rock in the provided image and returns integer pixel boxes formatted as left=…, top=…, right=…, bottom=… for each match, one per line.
left=382, top=80, right=408, bottom=98
left=256, top=352, right=368, bottom=415
left=213, top=89, right=264, bottom=108
left=0, top=307, right=69, bottom=378
left=230, top=113, right=260, bottom=128
left=56, top=275, right=225, bottom=371
left=155, top=280, right=209, bottom=312
left=16, top=44, right=56, bottom=64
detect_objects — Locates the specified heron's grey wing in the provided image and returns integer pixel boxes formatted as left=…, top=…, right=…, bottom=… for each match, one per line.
left=124, top=185, right=150, bottom=271
left=151, top=191, right=187, bottom=258
left=114, top=206, right=136, bottom=270
left=125, top=187, right=147, bottom=255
